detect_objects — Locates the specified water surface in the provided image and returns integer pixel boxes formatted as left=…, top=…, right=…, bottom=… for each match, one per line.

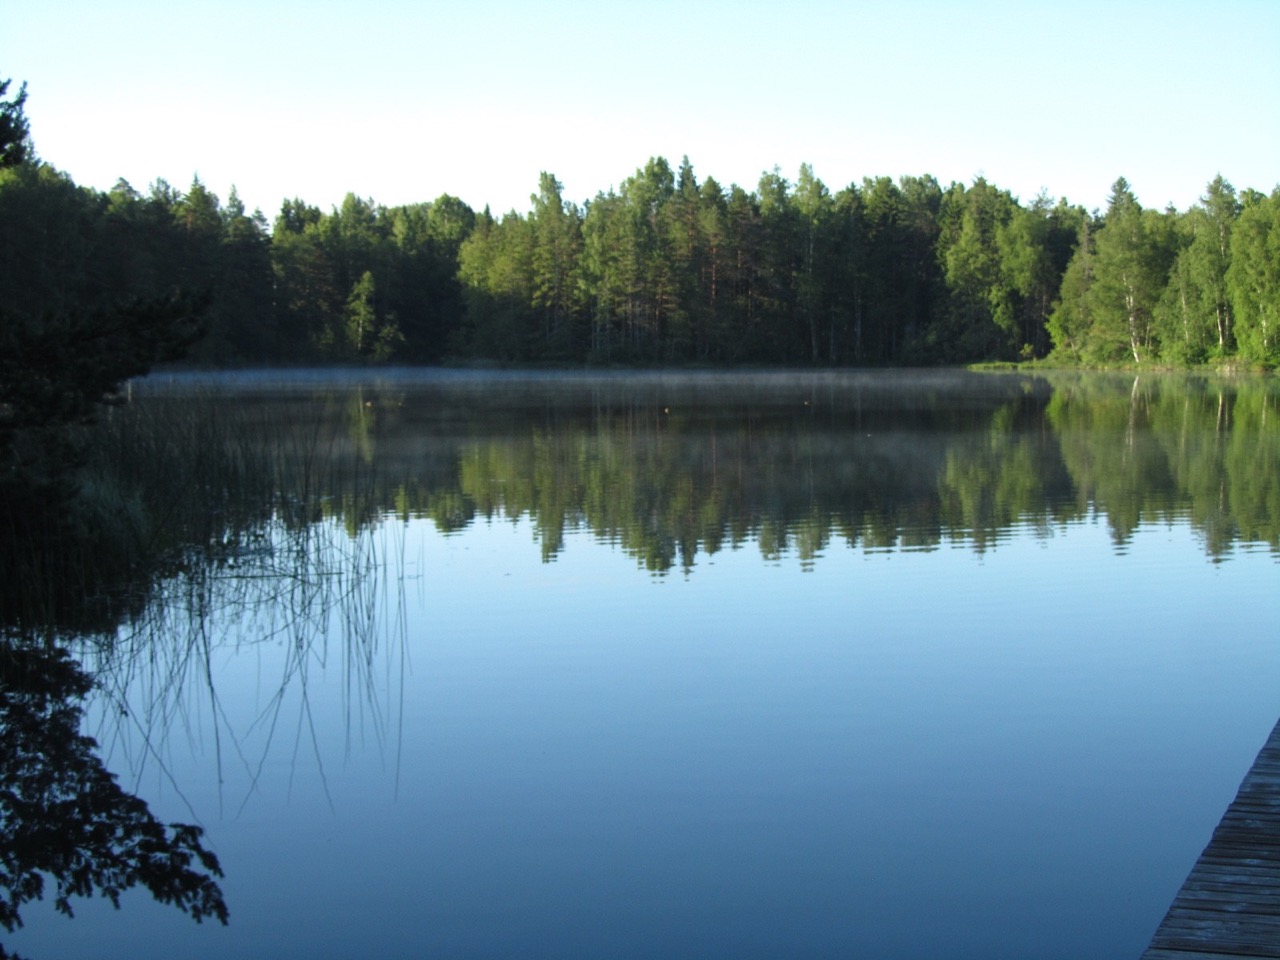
left=10, top=369, right=1279, bottom=960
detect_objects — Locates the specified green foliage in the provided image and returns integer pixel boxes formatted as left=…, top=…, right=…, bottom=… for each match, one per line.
left=456, top=207, right=537, bottom=360
left=1000, top=194, right=1083, bottom=358
left=1088, top=179, right=1178, bottom=363
left=0, top=164, right=99, bottom=323
left=456, top=163, right=952, bottom=365
left=1050, top=179, right=1183, bottom=365
left=1228, top=188, right=1280, bottom=365
left=340, top=270, right=402, bottom=361
left=386, top=196, right=472, bottom=361
left=0, top=642, right=228, bottom=951
left=0, top=295, right=204, bottom=435
left=343, top=270, right=378, bottom=356
left=0, top=77, right=1270, bottom=371
left=530, top=173, right=586, bottom=358
left=1047, top=217, right=1099, bottom=361
left=0, top=293, right=206, bottom=639
left=937, top=178, right=1022, bottom=359
left=855, top=174, right=946, bottom=362
left=0, top=77, right=28, bottom=168
left=1153, top=177, right=1241, bottom=365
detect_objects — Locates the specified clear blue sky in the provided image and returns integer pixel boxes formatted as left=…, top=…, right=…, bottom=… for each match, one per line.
left=5, top=0, right=1278, bottom=219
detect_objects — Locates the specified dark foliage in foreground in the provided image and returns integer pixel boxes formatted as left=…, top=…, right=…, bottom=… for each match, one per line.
left=0, top=294, right=206, bottom=633
left=0, top=72, right=227, bottom=959
left=0, top=642, right=228, bottom=958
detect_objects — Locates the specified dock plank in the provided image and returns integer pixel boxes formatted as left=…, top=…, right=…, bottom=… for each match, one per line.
left=1141, top=716, right=1280, bottom=959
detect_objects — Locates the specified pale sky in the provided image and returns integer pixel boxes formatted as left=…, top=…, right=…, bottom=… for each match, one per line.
left=5, top=0, right=1278, bottom=220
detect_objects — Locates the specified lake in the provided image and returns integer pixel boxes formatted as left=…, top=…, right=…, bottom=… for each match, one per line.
left=8, top=369, right=1279, bottom=960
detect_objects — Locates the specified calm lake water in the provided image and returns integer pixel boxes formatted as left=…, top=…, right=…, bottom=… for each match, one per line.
left=11, top=369, right=1280, bottom=960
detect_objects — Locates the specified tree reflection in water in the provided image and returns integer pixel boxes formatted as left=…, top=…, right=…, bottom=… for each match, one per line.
left=0, top=394, right=408, bottom=958
left=3, top=368, right=1277, bottom=957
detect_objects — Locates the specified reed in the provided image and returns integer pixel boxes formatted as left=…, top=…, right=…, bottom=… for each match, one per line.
left=56, top=386, right=410, bottom=815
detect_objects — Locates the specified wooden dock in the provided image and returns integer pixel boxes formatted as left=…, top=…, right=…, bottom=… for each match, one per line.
left=1141, top=716, right=1280, bottom=959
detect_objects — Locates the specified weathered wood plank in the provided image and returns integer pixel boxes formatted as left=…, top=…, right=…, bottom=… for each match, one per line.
left=1172, top=885, right=1280, bottom=901
left=1140, top=715, right=1280, bottom=959
left=1171, top=891, right=1280, bottom=909
left=1150, top=940, right=1280, bottom=959
left=1153, top=915, right=1280, bottom=935
left=1170, top=900, right=1280, bottom=914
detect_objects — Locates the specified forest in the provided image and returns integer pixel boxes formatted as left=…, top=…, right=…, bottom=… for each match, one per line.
left=1, top=77, right=1278, bottom=369
left=2, top=73, right=1279, bottom=958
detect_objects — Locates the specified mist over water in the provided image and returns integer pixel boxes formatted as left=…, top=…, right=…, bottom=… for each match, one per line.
left=9, top=369, right=1279, bottom=960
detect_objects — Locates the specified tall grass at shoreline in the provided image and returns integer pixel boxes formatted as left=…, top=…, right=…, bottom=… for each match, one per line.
left=56, top=388, right=411, bottom=817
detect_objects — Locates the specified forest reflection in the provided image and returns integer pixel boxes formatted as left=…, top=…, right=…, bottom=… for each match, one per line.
left=114, top=369, right=1280, bottom=573
left=4, top=368, right=1277, bottom=956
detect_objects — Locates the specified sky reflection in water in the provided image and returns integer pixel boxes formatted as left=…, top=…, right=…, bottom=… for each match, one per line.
left=11, top=371, right=1280, bottom=960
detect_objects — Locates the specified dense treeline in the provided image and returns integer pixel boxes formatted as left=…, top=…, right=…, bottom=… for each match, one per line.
left=0, top=78, right=228, bottom=959
left=2, top=117, right=1278, bottom=366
